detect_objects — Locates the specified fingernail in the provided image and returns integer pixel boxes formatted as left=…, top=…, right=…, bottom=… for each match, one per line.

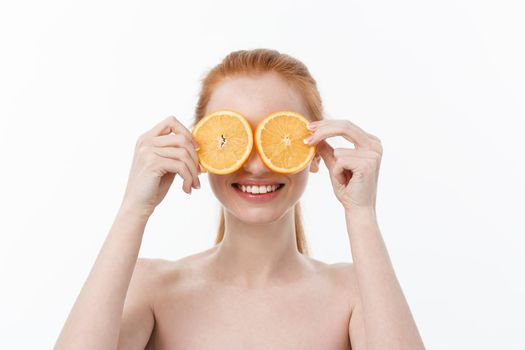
left=304, top=136, right=313, bottom=144
left=307, top=122, right=317, bottom=130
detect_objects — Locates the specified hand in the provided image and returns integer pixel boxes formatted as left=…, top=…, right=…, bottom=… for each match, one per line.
left=305, top=118, right=383, bottom=214
left=120, top=116, right=202, bottom=217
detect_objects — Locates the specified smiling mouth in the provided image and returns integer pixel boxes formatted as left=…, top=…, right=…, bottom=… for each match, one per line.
left=231, top=183, right=285, bottom=194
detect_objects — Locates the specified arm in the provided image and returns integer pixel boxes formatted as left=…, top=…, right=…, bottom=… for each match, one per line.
left=54, top=116, right=202, bottom=349
left=347, top=208, right=424, bottom=349
left=54, top=206, right=153, bottom=349
left=306, top=118, right=424, bottom=349
left=117, top=257, right=157, bottom=349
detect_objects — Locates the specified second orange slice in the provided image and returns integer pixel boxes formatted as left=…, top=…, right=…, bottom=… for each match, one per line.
left=255, top=111, right=316, bottom=174
left=191, top=109, right=253, bottom=174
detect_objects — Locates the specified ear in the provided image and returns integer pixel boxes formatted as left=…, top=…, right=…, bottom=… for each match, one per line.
left=309, top=152, right=321, bottom=173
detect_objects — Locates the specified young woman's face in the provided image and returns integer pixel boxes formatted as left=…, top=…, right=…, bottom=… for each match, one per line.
left=204, top=72, right=320, bottom=224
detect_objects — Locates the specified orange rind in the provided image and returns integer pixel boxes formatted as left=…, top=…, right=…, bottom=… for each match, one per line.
left=191, top=109, right=253, bottom=174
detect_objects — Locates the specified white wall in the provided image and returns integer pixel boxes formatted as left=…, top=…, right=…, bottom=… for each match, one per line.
left=1, top=1, right=524, bottom=348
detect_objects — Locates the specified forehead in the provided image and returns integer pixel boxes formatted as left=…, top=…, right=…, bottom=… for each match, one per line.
left=204, top=72, right=310, bottom=125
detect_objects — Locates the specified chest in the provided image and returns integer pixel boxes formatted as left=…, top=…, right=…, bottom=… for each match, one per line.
left=148, top=281, right=352, bottom=350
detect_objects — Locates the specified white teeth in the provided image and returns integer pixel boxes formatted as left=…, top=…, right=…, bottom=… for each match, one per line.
left=237, top=184, right=281, bottom=194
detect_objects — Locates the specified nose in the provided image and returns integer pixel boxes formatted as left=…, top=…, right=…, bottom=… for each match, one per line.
left=242, top=145, right=270, bottom=175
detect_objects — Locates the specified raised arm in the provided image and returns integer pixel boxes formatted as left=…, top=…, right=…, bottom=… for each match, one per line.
left=54, top=207, right=152, bottom=349
left=306, top=118, right=424, bottom=349
left=54, top=116, right=202, bottom=349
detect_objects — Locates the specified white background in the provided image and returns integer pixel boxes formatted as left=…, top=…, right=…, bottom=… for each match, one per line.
left=1, top=1, right=524, bottom=349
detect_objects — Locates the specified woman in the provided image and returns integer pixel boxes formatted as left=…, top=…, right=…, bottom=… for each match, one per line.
left=55, top=49, right=424, bottom=349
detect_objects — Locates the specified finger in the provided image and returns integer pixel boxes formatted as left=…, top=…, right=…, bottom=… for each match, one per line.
left=334, top=149, right=381, bottom=182
left=307, top=119, right=374, bottom=150
left=150, top=134, right=199, bottom=168
left=144, top=116, right=198, bottom=147
left=333, top=148, right=379, bottom=159
left=198, top=163, right=207, bottom=173
left=332, top=158, right=354, bottom=187
left=155, top=156, right=194, bottom=193
left=153, top=147, right=200, bottom=189
left=316, top=140, right=336, bottom=169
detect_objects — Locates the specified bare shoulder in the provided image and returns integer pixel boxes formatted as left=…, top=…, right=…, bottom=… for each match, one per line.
left=304, top=257, right=359, bottom=294
left=304, top=256, right=355, bottom=276
left=134, top=248, right=215, bottom=290
left=120, top=253, right=210, bottom=348
left=129, top=258, right=172, bottom=299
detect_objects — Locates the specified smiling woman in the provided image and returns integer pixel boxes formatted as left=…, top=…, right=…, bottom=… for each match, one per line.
left=54, top=48, right=425, bottom=349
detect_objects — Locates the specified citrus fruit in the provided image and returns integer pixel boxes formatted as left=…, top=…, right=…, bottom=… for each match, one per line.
left=254, top=111, right=316, bottom=174
left=191, top=109, right=253, bottom=174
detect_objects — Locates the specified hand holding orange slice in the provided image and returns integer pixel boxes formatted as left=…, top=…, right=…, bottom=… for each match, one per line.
left=191, top=109, right=316, bottom=174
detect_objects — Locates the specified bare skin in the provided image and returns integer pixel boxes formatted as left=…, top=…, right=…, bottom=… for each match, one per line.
left=123, top=250, right=358, bottom=349
left=55, top=72, right=424, bottom=349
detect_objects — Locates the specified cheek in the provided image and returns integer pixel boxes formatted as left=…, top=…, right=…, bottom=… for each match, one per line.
left=287, top=169, right=309, bottom=195
left=208, top=175, right=229, bottom=198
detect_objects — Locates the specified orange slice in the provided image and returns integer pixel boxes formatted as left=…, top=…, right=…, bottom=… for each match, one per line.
left=255, top=111, right=316, bottom=174
left=191, top=109, right=253, bottom=174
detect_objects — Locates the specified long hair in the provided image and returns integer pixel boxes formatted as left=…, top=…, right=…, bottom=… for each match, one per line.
left=192, top=48, right=325, bottom=256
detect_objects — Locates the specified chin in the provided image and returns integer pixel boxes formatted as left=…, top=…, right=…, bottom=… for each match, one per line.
left=228, top=205, right=289, bottom=225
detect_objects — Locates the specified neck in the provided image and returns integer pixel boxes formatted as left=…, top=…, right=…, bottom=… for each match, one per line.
left=209, top=207, right=309, bottom=288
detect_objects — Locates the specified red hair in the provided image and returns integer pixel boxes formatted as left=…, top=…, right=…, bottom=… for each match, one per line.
left=192, top=48, right=325, bottom=255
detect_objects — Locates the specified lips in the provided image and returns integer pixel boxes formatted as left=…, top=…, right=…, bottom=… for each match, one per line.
left=231, top=182, right=285, bottom=201
left=229, top=178, right=286, bottom=200
left=232, top=181, right=285, bottom=187
left=231, top=183, right=285, bottom=192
